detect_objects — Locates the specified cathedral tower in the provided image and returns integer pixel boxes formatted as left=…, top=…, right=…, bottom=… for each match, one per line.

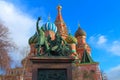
left=75, top=24, right=91, bottom=60
left=55, top=5, right=68, bottom=39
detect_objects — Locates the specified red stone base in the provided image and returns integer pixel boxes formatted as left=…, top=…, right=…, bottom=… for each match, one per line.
left=30, top=57, right=74, bottom=80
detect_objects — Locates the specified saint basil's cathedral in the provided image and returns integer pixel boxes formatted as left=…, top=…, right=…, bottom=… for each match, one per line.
left=0, top=5, right=102, bottom=80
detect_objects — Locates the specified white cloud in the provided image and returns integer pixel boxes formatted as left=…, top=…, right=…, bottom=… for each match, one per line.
left=0, top=1, right=45, bottom=66
left=97, top=36, right=107, bottom=45
left=0, top=0, right=36, bottom=48
left=109, top=41, right=120, bottom=56
left=89, top=35, right=107, bottom=47
left=88, top=35, right=120, bottom=56
left=107, top=65, right=120, bottom=80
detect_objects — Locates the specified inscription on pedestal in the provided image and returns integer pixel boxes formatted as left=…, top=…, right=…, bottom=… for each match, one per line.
left=38, top=69, right=67, bottom=80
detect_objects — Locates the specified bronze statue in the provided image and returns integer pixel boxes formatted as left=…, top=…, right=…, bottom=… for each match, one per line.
left=36, top=17, right=49, bottom=56
left=35, top=17, right=71, bottom=56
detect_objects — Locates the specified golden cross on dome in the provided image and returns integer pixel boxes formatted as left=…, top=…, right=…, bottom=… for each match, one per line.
left=78, top=21, right=81, bottom=27
left=48, top=13, right=51, bottom=21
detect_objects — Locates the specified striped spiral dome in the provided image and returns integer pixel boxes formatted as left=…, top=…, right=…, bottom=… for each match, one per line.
left=42, top=21, right=57, bottom=33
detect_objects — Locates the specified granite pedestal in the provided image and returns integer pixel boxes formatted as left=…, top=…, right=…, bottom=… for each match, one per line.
left=30, top=57, right=74, bottom=80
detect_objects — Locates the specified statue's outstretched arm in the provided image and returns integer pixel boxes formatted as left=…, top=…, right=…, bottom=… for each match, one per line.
left=36, top=17, right=41, bottom=33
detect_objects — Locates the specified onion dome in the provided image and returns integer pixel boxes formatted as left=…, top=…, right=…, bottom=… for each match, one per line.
left=42, top=21, right=57, bottom=33
left=28, top=32, right=38, bottom=44
left=75, top=24, right=86, bottom=37
left=65, top=34, right=77, bottom=44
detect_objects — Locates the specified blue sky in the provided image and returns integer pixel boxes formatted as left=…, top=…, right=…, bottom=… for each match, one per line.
left=0, top=0, right=120, bottom=79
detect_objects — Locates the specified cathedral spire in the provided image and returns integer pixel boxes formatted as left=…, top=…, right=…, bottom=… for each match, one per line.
left=55, top=4, right=68, bottom=39
left=57, top=5, right=62, bottom=14
left=81, top=49, right=94, bottom=63
left=55, top=5, right=63, bottom=22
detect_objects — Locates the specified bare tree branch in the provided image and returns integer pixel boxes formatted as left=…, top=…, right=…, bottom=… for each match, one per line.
left=0, top=22, right=15, bottom=72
